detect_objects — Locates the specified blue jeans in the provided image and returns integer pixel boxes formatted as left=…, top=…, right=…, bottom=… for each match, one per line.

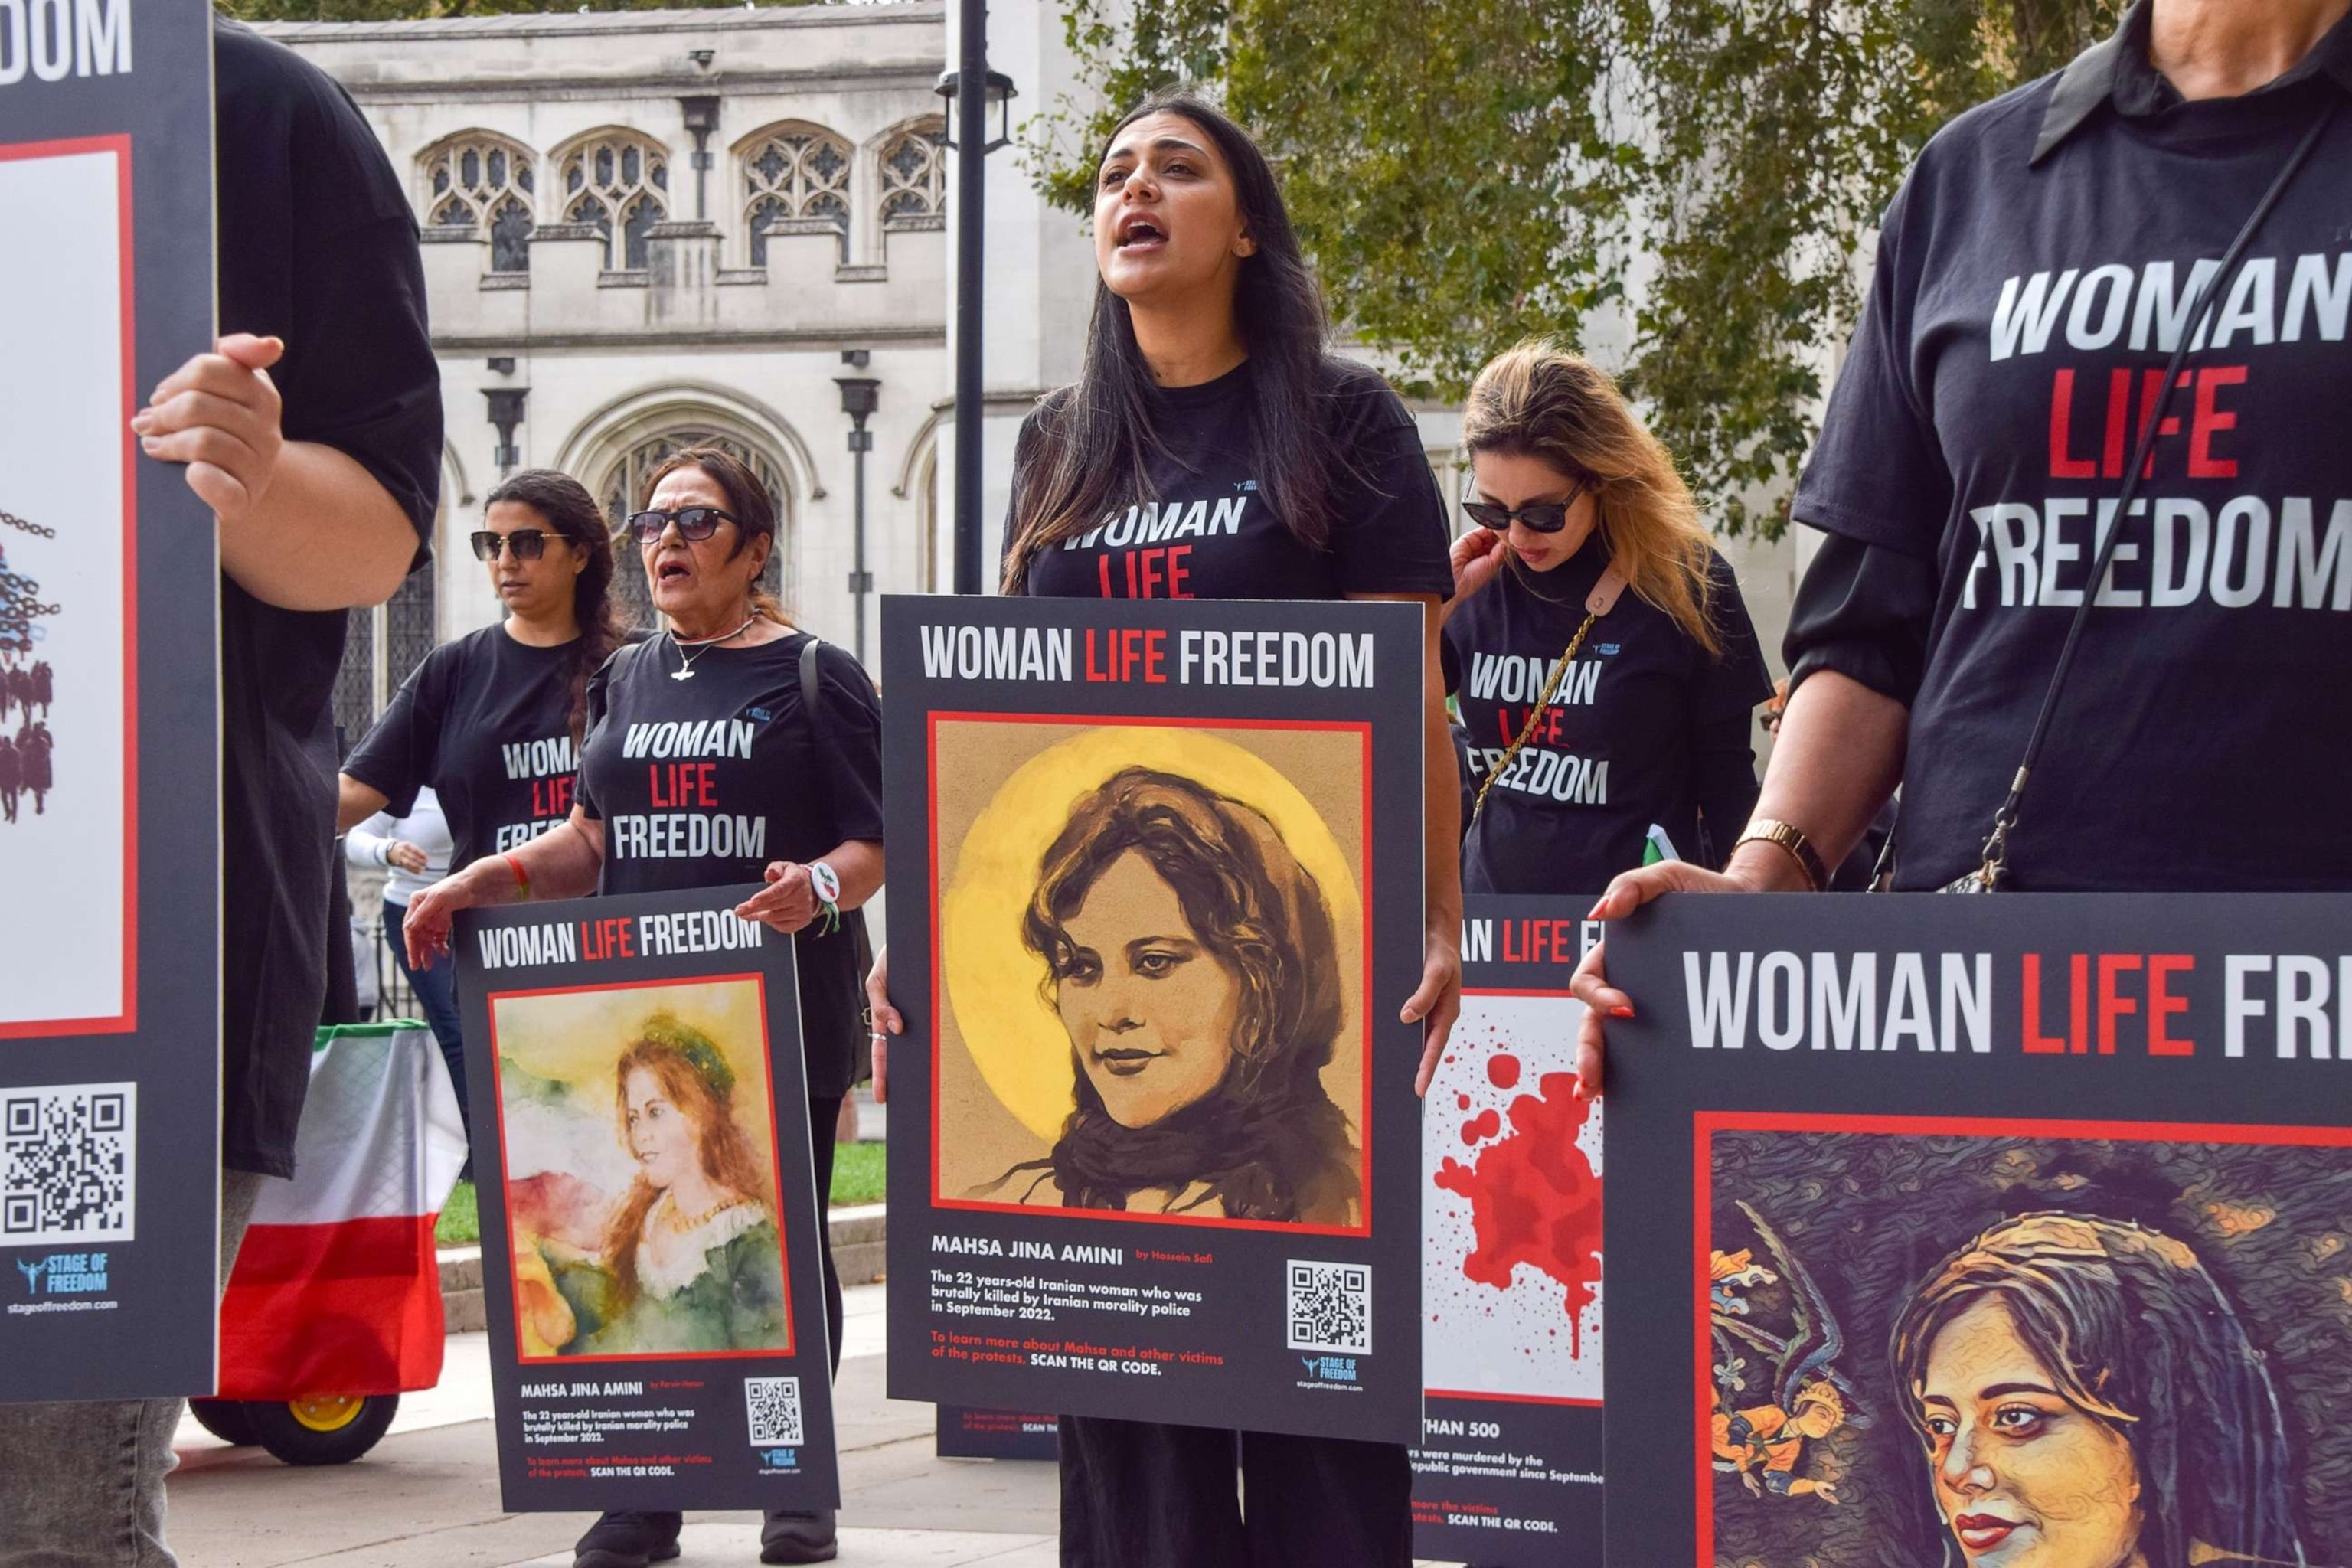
left=383, top=897, right=468, bottom=1135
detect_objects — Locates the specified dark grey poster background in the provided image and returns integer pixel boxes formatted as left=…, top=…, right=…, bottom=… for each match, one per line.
left=934, top=1404, right=1058, bottom=1462
left=1602, top=893, right=2352, bottom=1568
left=0, top=0, right=222, bottom=1402
left=880, top=594, right=1426, bottom=1442
left=1412, top=894, right=1603, bottom=1566
left=456, top=888, right=839, bottom=1511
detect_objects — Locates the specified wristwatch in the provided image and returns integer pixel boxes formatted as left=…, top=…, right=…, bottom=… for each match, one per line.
left=1733, top=819, right=1826, bottom=892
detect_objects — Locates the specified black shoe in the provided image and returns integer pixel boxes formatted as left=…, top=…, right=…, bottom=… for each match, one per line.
left=573, top=1510, right=684, bottom=1568
left=760, top=1508, right=838, bottom=1564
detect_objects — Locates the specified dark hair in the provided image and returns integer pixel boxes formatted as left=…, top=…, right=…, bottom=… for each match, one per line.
left=999, top=92, right=1339, bottom=593
left=1888, top=1213, right=2303, bottom=1568
left=1007, top=766, right=1357, bottom=1223
left=482, top=468, right=623, bottom=743
left=638, top=446, right=791, bottom=625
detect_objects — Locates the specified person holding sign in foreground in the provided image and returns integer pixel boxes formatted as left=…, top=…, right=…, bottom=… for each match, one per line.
left=0, top=18, right=442, bottom=1565
left=868, top=91, right=1460, bottom=1568
left=1442, top=342, right=1770, bottom=894
left=336, top=469, right=630, bottom=1132
left=1562, top=10, right=2352, bottom=1090
left=403, top=449, right=880, bottom=1566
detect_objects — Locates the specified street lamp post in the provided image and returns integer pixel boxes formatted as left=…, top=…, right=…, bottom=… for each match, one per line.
left=836, top=353, right=880, bottom=663
left=936, top=43, right=1016, bottom=596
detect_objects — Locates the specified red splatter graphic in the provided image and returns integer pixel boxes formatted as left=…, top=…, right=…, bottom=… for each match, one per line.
left=1459, top=1108, right=1501, bottom=1145
left=1456, top=1093, right=1472, bottom=1111
left=1434, top=1072, right=1602, bottom=1356
left=1487, top=1053, right=1521, bottom=1090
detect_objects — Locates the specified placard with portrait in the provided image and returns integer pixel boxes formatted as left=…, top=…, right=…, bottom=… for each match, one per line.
left=1602, top=893, right=2352, bottom=1568
left=880, top=595, right=1427, bottom=1442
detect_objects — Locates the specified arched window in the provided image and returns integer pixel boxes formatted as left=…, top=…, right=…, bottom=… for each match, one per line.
left=558, top=131, right=670, bottom=271
left=422, top=132, right=537, bottom=272
left=600, top=430, right=791, bottom=628
left=739, top=124, right=852, bottom=265
left=878, top=122, right=946, bottom=227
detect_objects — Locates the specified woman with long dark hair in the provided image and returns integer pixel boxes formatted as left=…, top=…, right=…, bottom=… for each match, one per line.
left=993, top=766, right=1359, bottom=1225
left=871, top=90, right=1461, bottom=1567
left=404, top=447, right=883, bottom=1568
left=1443, top=342, right=1770, bottom=890
left=338, top=469, right=626, bottom=1129
left=1890, top=1213, right=2304, bottom=1568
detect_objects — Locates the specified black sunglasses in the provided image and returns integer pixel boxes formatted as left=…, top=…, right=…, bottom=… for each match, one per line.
left=626, top=506, right=738, bottom=544
left=471, top=529, right=551, bottom=561
left=1462, top=478, right=1594, bottom=534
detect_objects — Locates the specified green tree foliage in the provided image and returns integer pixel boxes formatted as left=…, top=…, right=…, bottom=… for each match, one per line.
left=1030, top=0, right=2120, bottom=534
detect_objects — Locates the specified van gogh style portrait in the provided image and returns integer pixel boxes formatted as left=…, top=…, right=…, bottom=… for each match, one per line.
left=488, top=980, right=792, bottom=1361
left=1700, top=1126, right=2351, bottom=1568
left=933, top=721, right=1370, bottom=1231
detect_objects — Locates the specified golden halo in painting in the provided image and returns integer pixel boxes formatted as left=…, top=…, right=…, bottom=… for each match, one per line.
left=939, top=725, right=1361, bottom=1142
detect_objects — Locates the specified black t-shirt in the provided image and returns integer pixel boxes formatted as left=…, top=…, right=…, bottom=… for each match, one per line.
left=575, top=632, right=885, bottom=1098
left=217, top=19, right=443, bottom=1176
left=1442, top=541, right=1769, bottom=893
left=1788, top=1, right=2352, bottom=892
left=343, top=626, right=586, bottom=879
left=1016, top=358, right=1455, bottom=603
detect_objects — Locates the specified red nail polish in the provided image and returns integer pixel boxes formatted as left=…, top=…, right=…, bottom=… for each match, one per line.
left=1610, top=1005, right=1634, bottom=1018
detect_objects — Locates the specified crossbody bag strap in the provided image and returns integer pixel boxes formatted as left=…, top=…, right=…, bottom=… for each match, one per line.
left=1467, top=562, right=1626, bottom=827
left=1961, top=103, right=2335, bottom=891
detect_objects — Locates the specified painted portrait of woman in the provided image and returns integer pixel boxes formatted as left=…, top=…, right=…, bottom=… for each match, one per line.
left=532, top=1015, right=788, bottom=1356
left=982, top=766, right=1361, bottom=1226
left=1889, top=1212, right=2304, bottom=1568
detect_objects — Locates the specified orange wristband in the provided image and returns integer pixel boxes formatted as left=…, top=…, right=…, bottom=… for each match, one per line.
left=502, top=852, right=531, bottom=902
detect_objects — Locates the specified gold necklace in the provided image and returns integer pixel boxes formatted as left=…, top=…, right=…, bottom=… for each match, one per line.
left=663, top=1192, right=745, bottom=1232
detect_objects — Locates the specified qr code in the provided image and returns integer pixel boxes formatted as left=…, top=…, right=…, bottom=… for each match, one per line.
left=1286, top=1259, right=1371, bottom=1355
left=2, top=1084, right=136, bottom=1246
left=744, top=1376, right=804, bottom=1446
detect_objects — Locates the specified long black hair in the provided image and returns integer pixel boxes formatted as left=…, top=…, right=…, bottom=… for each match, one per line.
left=482, top=469, right=624, bottom=743
left=999, top=92, right=1341, bottom=593
left=995, top=766, right=1358, bottom=1224
left=1889, top=1213, right=2304, bottom=1568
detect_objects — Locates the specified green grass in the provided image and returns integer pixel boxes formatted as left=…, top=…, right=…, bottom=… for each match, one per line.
left=436, top=1179, right=479, bottom=1246
left=434, top=1143, right=887, bottom=1250
left=830, top=1142, right=886, bottom=1207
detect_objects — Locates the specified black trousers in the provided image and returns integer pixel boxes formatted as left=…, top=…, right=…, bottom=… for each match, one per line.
left=604, top=1093, right=844, bottom=1537
left=1057, top=1416, right=1411, bottom=1568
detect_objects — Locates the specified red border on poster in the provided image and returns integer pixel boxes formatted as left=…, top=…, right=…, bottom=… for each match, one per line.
left=1687, top=1110, right=2352, bottom=1563
left=482, top=971, right=799, bottom=1365
left=925, top=710, right=1377, bottom=1239
left=0, top=133, right=139, bottom=1039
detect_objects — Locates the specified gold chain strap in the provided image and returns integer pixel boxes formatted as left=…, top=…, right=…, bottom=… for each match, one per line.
left=1468, top=609, right=1599, bottom=827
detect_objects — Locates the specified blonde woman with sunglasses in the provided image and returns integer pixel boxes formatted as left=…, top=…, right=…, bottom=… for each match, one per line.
left=1441, top=341, right=1772, bottom=897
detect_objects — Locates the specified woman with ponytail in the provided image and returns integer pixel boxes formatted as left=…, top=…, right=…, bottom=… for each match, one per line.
left=338, top=468, right=629, bottom=1127
left=1442, top=342, right=1771, bottom=893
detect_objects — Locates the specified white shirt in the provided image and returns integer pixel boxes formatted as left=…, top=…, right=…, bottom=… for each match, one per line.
left=345, top=786, right=455, bottom=906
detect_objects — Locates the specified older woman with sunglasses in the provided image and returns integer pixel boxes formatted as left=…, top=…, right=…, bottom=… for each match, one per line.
left=1442, top=342, right=1771, bottom=896
left=337, top=470, right=630, bottom=1125
left=403, top=447, right=882, bottom=1568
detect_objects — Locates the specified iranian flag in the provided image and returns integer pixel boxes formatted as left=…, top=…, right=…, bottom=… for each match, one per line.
left=217, top=1022, right=468, bottom=1399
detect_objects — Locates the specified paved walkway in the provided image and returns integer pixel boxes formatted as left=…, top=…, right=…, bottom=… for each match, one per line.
left=166, top=1285, right=1060, bottom=1567
left=167, top=1282, right=1465, bottom=1566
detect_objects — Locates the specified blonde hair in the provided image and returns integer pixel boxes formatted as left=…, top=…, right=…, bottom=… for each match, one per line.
left=1462, top=341, right=1723, bottom=656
